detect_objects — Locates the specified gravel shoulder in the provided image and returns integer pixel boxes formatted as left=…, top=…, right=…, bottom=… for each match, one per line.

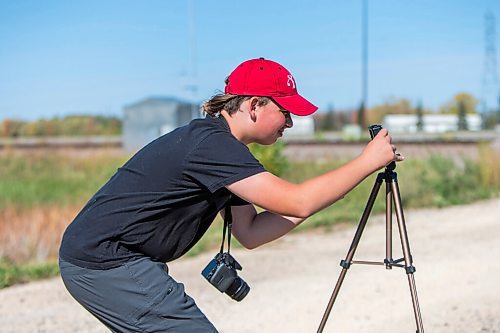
left=1, top=198, right=499, bottom=333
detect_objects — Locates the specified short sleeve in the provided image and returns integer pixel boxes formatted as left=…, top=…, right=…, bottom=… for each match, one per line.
left=229, top=194, right=251, bottom=206
left=183, top=131, right=266, bottom=193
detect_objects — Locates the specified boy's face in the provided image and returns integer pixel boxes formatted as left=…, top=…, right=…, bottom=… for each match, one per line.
left=253, top=100, right=293, bottom=145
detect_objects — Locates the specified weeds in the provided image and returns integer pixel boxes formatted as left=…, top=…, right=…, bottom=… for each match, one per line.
left=0, top=147, right=498, bottom=288
left=0, top=205, right=79, bottom=264
left=0, top=153, right=127, bottom=209
left=0, top=259, right=59, bottom=289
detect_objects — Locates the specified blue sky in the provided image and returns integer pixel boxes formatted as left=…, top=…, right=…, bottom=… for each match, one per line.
left=1, top=0, right=499, bottom=120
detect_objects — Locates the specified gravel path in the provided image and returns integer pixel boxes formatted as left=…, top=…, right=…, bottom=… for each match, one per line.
left=1, top=198, right=499, bottom=333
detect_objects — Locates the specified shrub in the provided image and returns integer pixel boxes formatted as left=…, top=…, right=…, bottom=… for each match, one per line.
left=249, top=141, right=289, bottom=176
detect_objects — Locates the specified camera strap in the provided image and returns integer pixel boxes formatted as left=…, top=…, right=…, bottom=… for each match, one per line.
left=219, top=203, right=233, bottom=254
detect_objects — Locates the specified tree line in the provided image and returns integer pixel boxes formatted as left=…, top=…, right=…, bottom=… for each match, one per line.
left=314, top=92, right=499, bottom=131
left=1, top=115, right=122, bottom=137
left=2, top=92, right=498, bottom=137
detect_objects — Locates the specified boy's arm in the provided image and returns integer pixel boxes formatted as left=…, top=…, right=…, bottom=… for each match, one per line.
left=223, top=204, right=304, bottom=249
left=226, top=129, right=402, bottom=249
left=226, top=129, right=401, bottom=219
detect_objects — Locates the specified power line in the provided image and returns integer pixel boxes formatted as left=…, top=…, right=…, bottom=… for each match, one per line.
left=481, top=11, right=499, bottom=113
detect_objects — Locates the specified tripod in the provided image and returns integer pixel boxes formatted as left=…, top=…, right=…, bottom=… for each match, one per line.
left=317, top=161, right=424, bottom=333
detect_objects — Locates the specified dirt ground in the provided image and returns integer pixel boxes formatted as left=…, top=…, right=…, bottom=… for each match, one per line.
left=1, top=198, right=499, bottom=333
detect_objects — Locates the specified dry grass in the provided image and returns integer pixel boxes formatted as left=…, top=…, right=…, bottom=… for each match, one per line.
left=0, top=205, right=79, bottom=264
left=478, top=143, right=500, bottom=188
left=0, top=145, right=498, bottom=266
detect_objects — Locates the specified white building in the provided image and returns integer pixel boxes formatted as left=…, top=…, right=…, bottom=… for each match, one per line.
left=383, top=114, right=482, bottom=133
left=283, top=115, right=315, bottom=137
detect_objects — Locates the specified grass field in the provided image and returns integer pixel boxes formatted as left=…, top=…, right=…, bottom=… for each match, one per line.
left=0, top=145, right=498, bottom=288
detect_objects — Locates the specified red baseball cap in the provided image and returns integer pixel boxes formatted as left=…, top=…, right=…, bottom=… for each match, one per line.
left=224, top=58, right=318, bottom=116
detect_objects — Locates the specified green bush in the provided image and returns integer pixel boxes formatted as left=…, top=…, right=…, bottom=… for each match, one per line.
left=398, top=156, right=493, bottom=208
left=249, top=141, right=289, bottom=176
left=284, top=154, right=499, bottom=232
left=0, top=259, right=59, bottom=288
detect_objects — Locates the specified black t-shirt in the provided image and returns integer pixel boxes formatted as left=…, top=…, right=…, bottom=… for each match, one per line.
left=59, top=116, right=266, bottom=269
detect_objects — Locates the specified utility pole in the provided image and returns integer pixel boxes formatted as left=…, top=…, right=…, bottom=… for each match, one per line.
left=187, top=0, right=199, bottom=118
left=358, top=0, right=369, bottom=129
left=481, top=11, right=499, bottom=128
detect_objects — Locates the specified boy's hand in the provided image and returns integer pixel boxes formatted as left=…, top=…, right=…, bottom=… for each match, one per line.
left=360, top=128, right=404, bottom=171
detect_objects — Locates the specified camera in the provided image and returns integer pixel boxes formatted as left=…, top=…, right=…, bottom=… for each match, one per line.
left=368, top=124, right=383, bottom=139
left=368, top=124, right=396, bottom=170
left=201, top=252, right=250, bottom=301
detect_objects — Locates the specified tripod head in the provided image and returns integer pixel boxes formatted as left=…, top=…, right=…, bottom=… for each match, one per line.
left=368, top=124, right=396, bottom=171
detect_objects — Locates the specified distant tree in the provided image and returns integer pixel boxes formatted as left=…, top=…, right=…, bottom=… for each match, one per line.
left=20, top=120, right=45, bottom=136
left=316, top=105, right=336, bottom=131
left=1, top=119, right=11, bottom=137
left=368, top=98, right=415, bottom=124
left=1, top=119, right=25, bottom=137
left=85, top=117, right=96, bottom=135
left=2, top=115, right=122, bottom=137
left=44, top=119, right=57, bottom=136
left=439, top=92, right=478, bottom=115
left=457, top=99, right=468, bottom=130
left=313, top=106, right=356, bottom=131
left=108, top=117, right=121, bottom=135
left=334, top=109, right=354, bottom=130
left=416, top=100, right=424, bottom=132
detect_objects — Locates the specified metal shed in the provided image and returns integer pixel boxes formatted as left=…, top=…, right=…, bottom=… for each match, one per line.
left=123, top=97, right=200, bottom=151
left=383, top=114, right=482, bottom=133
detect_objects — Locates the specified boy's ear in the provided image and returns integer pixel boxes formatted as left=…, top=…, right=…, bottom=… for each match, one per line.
left=249, top=97, right=259, bottom=110
left=249, top=97, right=259, bottom=122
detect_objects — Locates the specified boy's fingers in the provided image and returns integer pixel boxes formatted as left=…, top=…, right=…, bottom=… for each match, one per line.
left=377, top=128, right=388, bottom=137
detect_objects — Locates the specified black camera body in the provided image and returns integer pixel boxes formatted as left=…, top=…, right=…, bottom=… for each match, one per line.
left=201, top=252, right=250, bottom=302
left=368, top=124, right=396, bottom=170
left=368, top=124, right=383, bottom=139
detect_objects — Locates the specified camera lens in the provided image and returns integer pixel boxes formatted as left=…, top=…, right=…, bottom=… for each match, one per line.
left=226, top=276, right=250, bottom=302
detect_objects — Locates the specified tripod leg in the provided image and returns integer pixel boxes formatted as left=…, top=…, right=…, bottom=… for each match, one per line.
left=317, top=173, right=384, bottom=333
left=385, top=179, right=393, bottom=269
left=391, top=179, right=425, bottom=333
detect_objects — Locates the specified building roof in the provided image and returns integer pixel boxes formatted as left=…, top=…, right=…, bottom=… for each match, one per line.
left=124, top=96, right=196, bottom=109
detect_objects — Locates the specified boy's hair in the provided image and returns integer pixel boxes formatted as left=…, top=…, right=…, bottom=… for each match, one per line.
left=202, top=92, right=272, bottom=117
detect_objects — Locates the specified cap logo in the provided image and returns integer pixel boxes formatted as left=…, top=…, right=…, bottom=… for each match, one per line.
left=287, top=75, right=296, bottom=89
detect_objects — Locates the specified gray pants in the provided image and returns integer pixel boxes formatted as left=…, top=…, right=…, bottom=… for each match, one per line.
left=59, top=257, right=218, bottom=333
